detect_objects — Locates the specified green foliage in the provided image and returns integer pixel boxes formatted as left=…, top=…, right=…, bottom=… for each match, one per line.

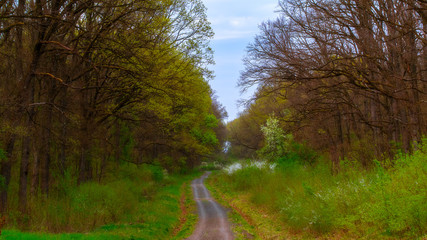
left=204, top=114, right=218, bottom=128
left=190, top=128, right=217, bottom=146
left=230, top=166, right=267, bottom=191
left=71, top=180, right=140, bottom=225
left=277, top=141, right=318, bottom=166
left=1, top=231, right=120, bottom=240
left=2, top=171, right=193, bottom=239
left=188, top=113, right=220, bottom=154
left=4, top=164, right=196, bottom=239
left=361, top=141, right=427, bottom=237
left=217, top=138, right=427, bottom=238
left=148, top=164, right=165, bottom=182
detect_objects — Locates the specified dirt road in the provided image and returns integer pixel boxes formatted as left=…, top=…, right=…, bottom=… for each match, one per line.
left=186, top=172, right=234, bottom=240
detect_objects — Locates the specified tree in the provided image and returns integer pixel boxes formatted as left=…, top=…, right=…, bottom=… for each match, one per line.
left=239, top=0, right=426, bottom=165
left=0, top=0, right=218, bottom=218
left=259, top=115, right=293, bottom=161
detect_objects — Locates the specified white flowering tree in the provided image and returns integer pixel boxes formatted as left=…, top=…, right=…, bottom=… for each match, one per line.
left=259, top=115, right=293, bottom=161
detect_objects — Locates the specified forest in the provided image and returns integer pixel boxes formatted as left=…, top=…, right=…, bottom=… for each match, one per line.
left=218, top=0, right=427, bottom=238
left=229, top=0, right=426, bottom=166
left=0, top=0, right=226, bottom=237
left=0, top=0, right=426, bottom=239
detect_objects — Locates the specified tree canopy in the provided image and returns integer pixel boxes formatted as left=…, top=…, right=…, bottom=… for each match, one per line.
left=0, top=0, right=226, bottom=214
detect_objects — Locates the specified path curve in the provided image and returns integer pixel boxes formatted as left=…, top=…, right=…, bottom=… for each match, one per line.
left=186, top=172, right=234, bottom=240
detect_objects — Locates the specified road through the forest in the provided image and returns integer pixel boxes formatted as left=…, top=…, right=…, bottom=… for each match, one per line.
left=186, top=172, right=234, bottom=240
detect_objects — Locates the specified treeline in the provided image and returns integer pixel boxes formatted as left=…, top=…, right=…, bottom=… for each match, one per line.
left=0, top=0, right=226, bottom=216
left=230, top=0, right=426, bottom=166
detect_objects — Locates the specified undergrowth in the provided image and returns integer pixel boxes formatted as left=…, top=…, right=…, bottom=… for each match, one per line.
left=215, top=139, right=427, bottom=239
left=205, top=177, right=258, bottom=240
left=2, top=163, right=199, bottom=239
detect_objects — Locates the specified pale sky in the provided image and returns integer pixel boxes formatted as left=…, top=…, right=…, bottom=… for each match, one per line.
left=203, top=0, right=280, bottom=121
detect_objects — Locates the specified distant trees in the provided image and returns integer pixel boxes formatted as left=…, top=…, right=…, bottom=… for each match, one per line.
left=0, top=0, right=222, bottom=216
left=227, top=88, right=287, bottom=158
left=236, top=0, right=426, bottom=165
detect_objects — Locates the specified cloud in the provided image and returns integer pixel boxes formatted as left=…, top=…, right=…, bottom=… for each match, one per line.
left=209, top=16, right=260, bottom=40
left=214, top=30, right=254, bottom=40
left=209, top=16, right=266, bottom=41
left=229, top=17, right=253, bottom=27
left=205, top=1, right=279, bottom=41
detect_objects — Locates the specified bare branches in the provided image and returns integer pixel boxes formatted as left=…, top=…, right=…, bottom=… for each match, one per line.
left=239, top=0, right=427, bottom=161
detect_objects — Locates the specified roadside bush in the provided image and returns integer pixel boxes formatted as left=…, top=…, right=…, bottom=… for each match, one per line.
left=11, top=163, right=171, bottom=233
left=228, top=165, right=267, bottom=191
left=361, top=143, right=427, bottom=237
left=218, top=138, right=427, bottom=238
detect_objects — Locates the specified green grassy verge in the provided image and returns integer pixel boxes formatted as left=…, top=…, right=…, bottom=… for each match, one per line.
left=171, top=179, right=198, bottom=240
left=2, top=165, right=201, bottom=240
left=205, top=172, right=259, bottom=240
left=213, top=140, right=427, bottom=239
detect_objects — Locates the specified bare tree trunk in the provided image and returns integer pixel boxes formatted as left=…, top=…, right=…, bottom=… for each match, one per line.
left=41, top=134, right=51, bottom=196
left=29, top=146, right=38, bottom=198
left=421, top=8, right=427, bottom=136
left=15, top=0, right=24, bottom=83
left=41, top=102, right=53, bottom=196
left=78, top=133, right=88, bottom=184
left=19, top=131, right=31, bottom=212
left=19, top=0, right=46, bottom=212
left=78, top=118, right=92, bottom=184
left=0, top=136, right=16, bottom=213
left=335, top=109, right=344, bottom=159
left=98, top=155, right=107, bottom=183
left=59, top=90, right=68, bottom=176
left=115, top=121, right=122, bottom=162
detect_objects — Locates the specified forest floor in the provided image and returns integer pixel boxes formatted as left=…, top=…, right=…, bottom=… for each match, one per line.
left=186, top=172, right=234, bottom=240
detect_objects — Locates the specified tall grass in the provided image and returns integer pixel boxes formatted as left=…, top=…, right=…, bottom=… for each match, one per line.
left=217, top=139, right=427, bottom=238
left=3, top=163, right=197, bottom=239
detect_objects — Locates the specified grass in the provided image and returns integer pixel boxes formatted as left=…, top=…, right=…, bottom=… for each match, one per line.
left=205, top=175, right=259, bottom=240
left=1, top=164, right=201, bottom=240
left=213, top=139, right=427, bottom=239
left=171, top=180, right=198, bottom=240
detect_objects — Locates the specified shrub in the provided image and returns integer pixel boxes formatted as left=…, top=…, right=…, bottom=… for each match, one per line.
left=218, top=138, right=427, bottom=238
left=9, top=163, right=173, bottom=233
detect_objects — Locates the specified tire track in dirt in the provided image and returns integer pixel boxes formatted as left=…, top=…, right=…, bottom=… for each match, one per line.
left=186, top=172, right=233, bottom=240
